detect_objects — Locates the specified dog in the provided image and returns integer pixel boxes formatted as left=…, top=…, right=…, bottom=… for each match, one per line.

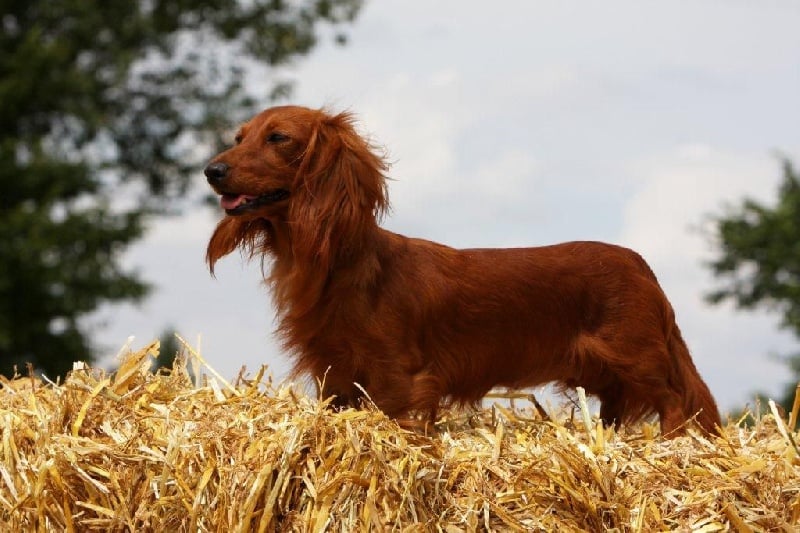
left=205, top=105, right=722, bottom=437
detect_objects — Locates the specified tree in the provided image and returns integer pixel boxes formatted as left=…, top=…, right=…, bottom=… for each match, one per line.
left=154, top=328, right=183, bottom=374
left=707, top=159, right=800, bottom=412
left=0, top=0, right=364, bottom=379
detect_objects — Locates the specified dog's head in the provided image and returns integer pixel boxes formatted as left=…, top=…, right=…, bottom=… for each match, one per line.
left=205, top=106, right=389, bottom=272
left=204, top=105, right=311, bottom=218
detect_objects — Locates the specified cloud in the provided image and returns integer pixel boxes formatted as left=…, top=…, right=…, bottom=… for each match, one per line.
left=620, top=144, right=781, bottom=264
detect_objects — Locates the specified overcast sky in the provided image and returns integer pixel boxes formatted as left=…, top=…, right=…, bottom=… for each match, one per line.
left=97, top=1, right=800, bottom=414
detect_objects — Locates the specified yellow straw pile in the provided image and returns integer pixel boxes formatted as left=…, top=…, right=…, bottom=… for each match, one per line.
left=1, top=340, right=798, bottom=531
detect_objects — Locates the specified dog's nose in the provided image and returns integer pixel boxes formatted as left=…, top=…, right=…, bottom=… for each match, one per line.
left=204, top=162, right=229, bottom=184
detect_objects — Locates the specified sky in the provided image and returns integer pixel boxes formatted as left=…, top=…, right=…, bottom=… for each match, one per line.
left=97, top=1, right=800, bottom=414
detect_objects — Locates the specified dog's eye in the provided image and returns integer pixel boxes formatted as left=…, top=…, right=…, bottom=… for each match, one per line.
left=234, top=134, right=243, bottom=144
left=266, top=132, right=289, bottom=144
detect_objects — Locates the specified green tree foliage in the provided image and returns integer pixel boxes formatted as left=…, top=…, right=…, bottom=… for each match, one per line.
left=0, top=0, right=363, bottom=379
left=707, top=159, right=800, bottom=412
left=153, top=328, right=186, bottom=376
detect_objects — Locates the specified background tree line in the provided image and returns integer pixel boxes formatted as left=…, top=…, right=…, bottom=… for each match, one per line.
left=707, top=159, right=800, bottom=414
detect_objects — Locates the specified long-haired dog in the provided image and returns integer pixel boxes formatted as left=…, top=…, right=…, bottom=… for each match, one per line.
left=205, top=105, right=721, bottom=437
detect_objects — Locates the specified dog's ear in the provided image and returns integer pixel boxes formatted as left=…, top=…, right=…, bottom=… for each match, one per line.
left=289, top=112, right=389, bottom=266
left=206, top=217, right=271, bottom=275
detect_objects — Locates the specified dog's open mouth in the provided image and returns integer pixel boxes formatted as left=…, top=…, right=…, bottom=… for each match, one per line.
left=220, top=189, right=290, bottom=215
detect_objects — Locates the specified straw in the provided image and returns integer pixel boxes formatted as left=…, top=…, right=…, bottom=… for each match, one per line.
left=1, top=341, right=798, bottom=531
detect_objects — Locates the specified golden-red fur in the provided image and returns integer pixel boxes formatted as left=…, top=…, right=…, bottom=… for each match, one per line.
left=205, top=105, right=722, bottom=437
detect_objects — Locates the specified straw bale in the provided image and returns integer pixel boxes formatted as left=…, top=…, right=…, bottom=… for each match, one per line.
left=0, top=341, right=798, bottom=531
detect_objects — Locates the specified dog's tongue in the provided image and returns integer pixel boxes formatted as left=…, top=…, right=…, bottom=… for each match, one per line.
left=220, top=194, right=255, bottom=211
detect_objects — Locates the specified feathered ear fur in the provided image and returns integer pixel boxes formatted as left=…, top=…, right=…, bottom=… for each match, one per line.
left=289, top=112, right=389, bottom=267
left=206, top=217, right=273, bottom=275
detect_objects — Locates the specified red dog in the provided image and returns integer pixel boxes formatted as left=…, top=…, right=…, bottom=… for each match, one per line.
left=205, top=105, right=721, bottom=437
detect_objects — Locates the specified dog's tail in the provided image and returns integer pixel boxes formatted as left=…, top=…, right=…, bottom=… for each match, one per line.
left=667, top=324, right=722, bottom=435
left=629, top=249, right=722, bottom=435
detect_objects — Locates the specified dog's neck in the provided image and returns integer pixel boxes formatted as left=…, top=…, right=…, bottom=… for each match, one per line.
left=267, top=217, right=385, bottom=318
